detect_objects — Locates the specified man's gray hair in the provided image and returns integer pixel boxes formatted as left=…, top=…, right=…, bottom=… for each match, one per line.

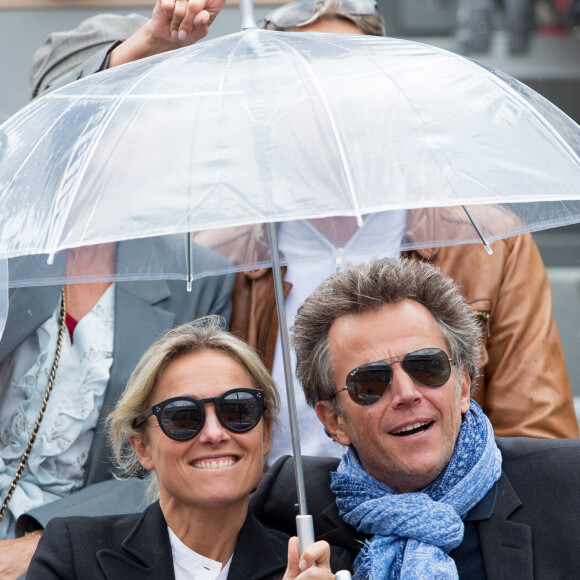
left=292, top=257, right=482, bottom=407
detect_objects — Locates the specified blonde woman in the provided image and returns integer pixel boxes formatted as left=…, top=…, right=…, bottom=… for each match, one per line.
left=28, top=317, right=333, bottom=579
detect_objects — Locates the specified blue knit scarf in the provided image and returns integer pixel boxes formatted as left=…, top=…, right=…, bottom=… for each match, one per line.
left=331, top=401, right=502, bottom=580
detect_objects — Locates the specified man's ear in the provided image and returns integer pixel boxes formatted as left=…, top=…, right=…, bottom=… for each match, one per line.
left=459, top=364, right=471, bottom=415
left=130, top=434, right=154, bottom=471
left=315, top=401, right=352, bottom=446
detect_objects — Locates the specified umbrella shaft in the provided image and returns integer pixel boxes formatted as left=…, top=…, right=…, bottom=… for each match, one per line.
left=267, top=222, right=309, bottom=516
left=239, top=0, right=257, bottom=29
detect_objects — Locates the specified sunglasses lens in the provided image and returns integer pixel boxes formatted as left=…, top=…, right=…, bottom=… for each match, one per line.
left=403, top=348, right=451, bottom=387
left=344, top=349, right=451, bottom=406
left=266, top=0, right=376, bottom=27
left=340, top=0, right=377, bottom=15
left=160, top=400, right=203, bottom=441
left=267, top=0, right=320, bottom=28
left=347, top=363, right=392, bottom=406
left=219, top=391, right=263, bottom=433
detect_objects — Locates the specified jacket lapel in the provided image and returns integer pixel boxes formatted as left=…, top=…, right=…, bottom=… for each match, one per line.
left=0, top=285, right=62, bottom=362
left=227, top=513, right=287, bottom=580
left=0, top=247, right=66, bottom=361
left=478, top=472, right=533, bottom=580
left=98, top=507, right=286, bottom=580
left=107, top=278, right=174, bottom=396
left=106, top=236, right=176, bottom=394
left=97, top=502, right=175, bottom=579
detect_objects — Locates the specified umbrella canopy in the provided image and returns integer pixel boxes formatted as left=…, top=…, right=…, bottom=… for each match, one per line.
left=2, top=27, right=580, bottom=548
left=1, top=29, right=580, bottom=272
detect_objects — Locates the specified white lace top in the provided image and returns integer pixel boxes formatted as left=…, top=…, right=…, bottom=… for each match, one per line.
left=0, top=285, right=114, bottom=538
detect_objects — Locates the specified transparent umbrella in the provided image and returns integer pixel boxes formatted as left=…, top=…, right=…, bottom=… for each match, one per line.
left=2, top=28, right=580, bottom=262
left=2, top=7, right=580, bottom=555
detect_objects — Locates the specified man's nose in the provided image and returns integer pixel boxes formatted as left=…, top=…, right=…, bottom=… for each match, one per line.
left=388, top=362, right=423, bottom=408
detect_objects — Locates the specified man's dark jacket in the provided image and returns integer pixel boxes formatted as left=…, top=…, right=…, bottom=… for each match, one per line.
left=251, top=437, right=580, bottom=579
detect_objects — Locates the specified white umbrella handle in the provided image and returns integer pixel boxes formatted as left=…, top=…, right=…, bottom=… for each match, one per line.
left=296, top=514, right=315, bottom=555
left=297, top=514, right=353, bottom=579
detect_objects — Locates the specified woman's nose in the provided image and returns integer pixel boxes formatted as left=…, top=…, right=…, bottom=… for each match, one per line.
left=197, top=405, right=228, bottom=444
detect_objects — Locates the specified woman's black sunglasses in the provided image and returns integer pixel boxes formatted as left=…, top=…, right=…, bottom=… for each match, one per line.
left=133, top=388, right=266, bottom=441
left=334, top=348, right=453, bottom=406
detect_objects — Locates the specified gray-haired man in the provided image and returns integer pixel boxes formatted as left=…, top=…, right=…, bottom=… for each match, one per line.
left=254, top=257, right=580, bottom=578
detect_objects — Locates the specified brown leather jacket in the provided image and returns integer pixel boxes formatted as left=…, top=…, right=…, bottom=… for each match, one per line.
left=214, top=209, right=578, bottom=439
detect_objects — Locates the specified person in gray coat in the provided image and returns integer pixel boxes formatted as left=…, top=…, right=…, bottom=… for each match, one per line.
left=0, top=1, right=231, bottom=577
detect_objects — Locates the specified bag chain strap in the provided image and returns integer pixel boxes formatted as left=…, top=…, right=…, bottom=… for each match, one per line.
left=0, top=289, right=66, bottom=524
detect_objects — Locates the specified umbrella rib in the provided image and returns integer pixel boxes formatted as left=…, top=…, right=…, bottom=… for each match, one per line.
left=457, top=56, right=580, bottom=169
left=268, top=33, right=364, bottom=226
left=45, top=50, right=190, bottom=252
left=297, top=34, right=580, bottom=208
left=275, top=32, right=480, bottom=213
left=2, top=96, right=91, bottom=255
left=184, top=33, right=250, bottom=231
left=307, top=34, right=481, bottom=208
left=461, top=205, right=493, bottom=255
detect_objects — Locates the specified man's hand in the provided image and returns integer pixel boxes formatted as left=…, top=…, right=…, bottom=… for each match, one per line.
left=283, top=537, right=335, bottom=579
left=0, top=533, right=43, bottom=580
left=109, top=0, right=227, bottom=67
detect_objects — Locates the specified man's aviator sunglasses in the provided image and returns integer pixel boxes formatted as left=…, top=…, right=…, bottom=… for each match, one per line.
left=133, top=388, right=266, bottom=441
left=262, top=0, right=378, bottom=29
left=334, top=348, right=453, bottom=406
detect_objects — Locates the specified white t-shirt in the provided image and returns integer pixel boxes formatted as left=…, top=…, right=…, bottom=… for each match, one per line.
left=269, top=213, right=406, bottom=462
left=169, top=526, right=232, bottom=580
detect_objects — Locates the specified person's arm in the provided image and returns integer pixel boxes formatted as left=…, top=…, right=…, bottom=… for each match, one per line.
left=0, top=478, right=149, bottom=580
left=15, top=477, right=150, bottom=536
left=0, top=534, right=43, bottom=580
left=107, top=0, right=226, bottom=68
left=25, top=519, right=75, bottom=579
left=31, top=0, right=226, bottom=97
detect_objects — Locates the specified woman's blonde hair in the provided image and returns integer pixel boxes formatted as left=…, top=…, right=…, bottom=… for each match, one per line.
left=107, top=316, right=280, bottom=490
